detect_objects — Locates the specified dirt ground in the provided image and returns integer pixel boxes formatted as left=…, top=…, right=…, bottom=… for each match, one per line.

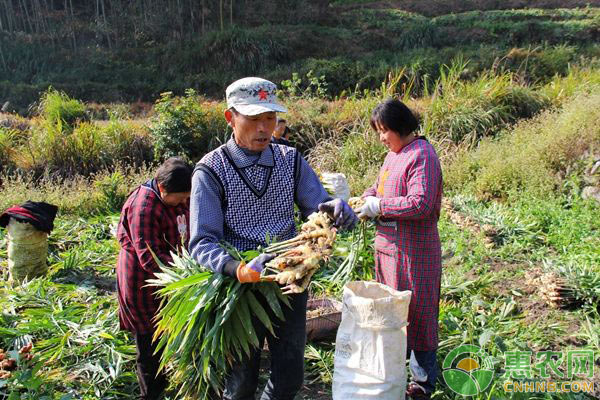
left=297, top=383, right=332, bottom=400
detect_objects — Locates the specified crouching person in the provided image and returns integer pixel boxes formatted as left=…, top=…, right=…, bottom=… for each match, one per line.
left=116, top=157, right=193, bottom=400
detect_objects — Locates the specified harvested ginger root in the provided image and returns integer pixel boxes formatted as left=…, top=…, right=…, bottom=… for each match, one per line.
left=348, top=197, right=365, bottom=211
left=261, top=211, right=336, bottom=294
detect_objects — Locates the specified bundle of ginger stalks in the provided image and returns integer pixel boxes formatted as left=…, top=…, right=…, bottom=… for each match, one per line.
left=261, top=197, right=367, bottom=294
left=262, top=211, right=337, bottom=294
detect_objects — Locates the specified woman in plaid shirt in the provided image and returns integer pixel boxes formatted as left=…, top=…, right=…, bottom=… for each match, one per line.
left=356, top=99, right=443, bottom=400
left=116, top=157, right=192, bottom=400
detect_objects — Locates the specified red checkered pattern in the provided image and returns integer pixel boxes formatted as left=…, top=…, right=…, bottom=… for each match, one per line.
left=116, top=183, right=189, bottom=334
left=363, top=138, right=442, bottom=351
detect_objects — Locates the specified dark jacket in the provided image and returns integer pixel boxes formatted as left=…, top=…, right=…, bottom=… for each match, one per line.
left=116, top=179, right=189, bottom=333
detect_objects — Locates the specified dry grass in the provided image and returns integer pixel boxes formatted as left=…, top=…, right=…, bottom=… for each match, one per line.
left=445, top=92, right=600, bottom=199
left=0, top=164, right=154, bottom=216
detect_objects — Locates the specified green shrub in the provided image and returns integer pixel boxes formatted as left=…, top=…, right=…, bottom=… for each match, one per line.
left=28, top=122, right=71, bottom=172
left=94, top=171, right=129, bottom=213
left=445, top=93, right=600, bottom=200
left=422, top=59, right=548, bottom=144
left=71, top=122, right=105, bottom=168
left=540, top=67, right=600, bottom=106
left=284, top=95, right=379, bottom=155
left=280, top=70, right=328, bottom=99
left=27, top=121, right=104, bottom=175
left=196, top=27, right=291, bottom=74
left=0, top=81, right=44, bottom=114
left=101, top=116, right=153, bottom=167
left=37, top=88, right=87, bottom=134
left=500, top=45, right=578, bottom=83
left=0, top=127, right=16, bottom=169
left=148, top=89, right=229, bottom=162
left=25, top=116, right=150, bottom=176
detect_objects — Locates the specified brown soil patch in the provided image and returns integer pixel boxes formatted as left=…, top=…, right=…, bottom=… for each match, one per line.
left=53, top=269, right=116, bottom=292
left=258, top=351, right=332, bottom=399
left=298, top=383, right=332, bottom=399
left=520, top=267, right=560, bottom=326
left=473, top=261, right=581, bottom=342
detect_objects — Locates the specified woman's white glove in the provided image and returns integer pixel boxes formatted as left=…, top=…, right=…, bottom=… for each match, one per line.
left=356, top=196, right=381, bottom=219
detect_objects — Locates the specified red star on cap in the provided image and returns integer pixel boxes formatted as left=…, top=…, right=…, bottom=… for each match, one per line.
left=258, top=89, right=268, bottom=101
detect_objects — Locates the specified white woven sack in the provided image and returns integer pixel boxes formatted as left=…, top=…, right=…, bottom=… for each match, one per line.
left=321, top=172, right=351, bottom=202
left=7, top=218, right=48, bottom=282
left=333, top=281, right=411, bottom=400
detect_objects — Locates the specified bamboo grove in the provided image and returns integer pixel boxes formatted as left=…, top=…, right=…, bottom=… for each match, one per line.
left=0, top=0, right=321, bottom=48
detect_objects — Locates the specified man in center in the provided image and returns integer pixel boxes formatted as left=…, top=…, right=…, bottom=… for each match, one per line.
left=189, top=77, right=357, bottom=400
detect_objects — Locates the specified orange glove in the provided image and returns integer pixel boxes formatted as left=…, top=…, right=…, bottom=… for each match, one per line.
left=236, top=260, right=260, bottom=283
left=236, top=254, right=275, bottom=283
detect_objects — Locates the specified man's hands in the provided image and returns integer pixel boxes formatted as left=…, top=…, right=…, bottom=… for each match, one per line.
left=236, top=254, right=275, bottom=283
left=356, top=196, right=381, bottom=219
left=237, top=198, right=360, bottom=284
left=318, top=198, right=358, bottom=230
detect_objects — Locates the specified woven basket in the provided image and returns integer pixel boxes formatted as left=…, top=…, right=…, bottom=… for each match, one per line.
left=306, top=298, right=343, bottom=342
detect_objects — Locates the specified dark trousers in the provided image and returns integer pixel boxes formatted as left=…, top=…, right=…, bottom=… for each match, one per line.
left=223, top=290, right=308, bottom=400
left=135, top=333, right=168, bottom=400
left=410, top=349, right=438, bottom=394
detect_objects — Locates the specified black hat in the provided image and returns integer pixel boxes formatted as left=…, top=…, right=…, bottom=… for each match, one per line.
left=0, top=201, right=59, bottom=233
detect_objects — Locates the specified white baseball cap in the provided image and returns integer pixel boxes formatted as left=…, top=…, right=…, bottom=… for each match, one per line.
left=226, top=77, right=287, bottom=116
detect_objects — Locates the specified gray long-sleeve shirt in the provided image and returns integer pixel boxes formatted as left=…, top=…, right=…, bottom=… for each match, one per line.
left=189, top=138, right=330, bottom=276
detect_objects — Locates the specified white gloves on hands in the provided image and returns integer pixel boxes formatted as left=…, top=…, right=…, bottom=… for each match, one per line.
left=356, top=196, right=381, bottom=219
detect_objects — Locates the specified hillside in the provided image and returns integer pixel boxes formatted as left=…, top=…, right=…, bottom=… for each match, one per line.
left=1, top=1, right=600, bottom=113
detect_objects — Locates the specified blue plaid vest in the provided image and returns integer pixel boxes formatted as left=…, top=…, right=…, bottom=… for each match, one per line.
left=196, top=143, right=300, bottom=251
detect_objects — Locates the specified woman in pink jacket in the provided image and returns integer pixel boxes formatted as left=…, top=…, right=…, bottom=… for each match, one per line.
left=357, top=99, right=443, bottom=400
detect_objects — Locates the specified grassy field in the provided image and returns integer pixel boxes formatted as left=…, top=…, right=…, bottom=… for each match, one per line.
left=2, top=69, right=599, bottom=399
left=1, top=2, right=600, bottom=399
left=1, top=159, right=598, bottom=399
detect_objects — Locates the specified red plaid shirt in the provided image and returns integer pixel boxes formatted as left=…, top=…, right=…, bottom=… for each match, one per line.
left=116, top=180, right=189, bottom=334
left=363, top=138, right=442, bottom=351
